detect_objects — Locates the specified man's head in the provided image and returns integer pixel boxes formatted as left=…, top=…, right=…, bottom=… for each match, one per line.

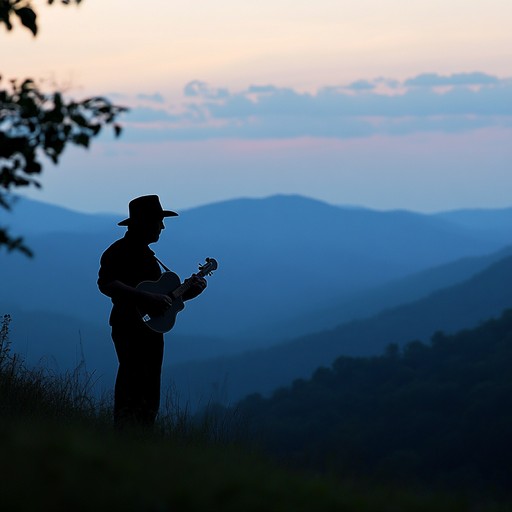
left=118, top=195, right=178, bottom=243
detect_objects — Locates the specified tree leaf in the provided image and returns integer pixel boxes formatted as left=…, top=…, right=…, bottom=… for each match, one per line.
left=71, top=113, right=88, bottom=127
left=73, top=133, right=90, bottom=148
left=25, top=160, right=42, bottom=174
left=14, top=7, right=37, bottom=36
left=0, top=2, right=14, bottom=32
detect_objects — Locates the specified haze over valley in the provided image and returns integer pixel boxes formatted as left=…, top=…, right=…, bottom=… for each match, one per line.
left=2, top=194, right=512, bottom=404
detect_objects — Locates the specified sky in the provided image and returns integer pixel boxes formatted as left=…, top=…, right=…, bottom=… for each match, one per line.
left=2, top=0, right=512, bottom=214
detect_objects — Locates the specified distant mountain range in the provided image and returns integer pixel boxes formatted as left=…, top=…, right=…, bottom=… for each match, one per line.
left=2, top=195, right=512, bottom=396
left=270, top=244, right=512, bottom=339
left=168, top=254, right=512, bottom=405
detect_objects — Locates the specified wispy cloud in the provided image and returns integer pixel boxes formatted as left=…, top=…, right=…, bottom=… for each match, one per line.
left=183, top=80, right=230, bottom=100
left=135, top=92, right=166, bottom=103
left=404, top=72, right=500, bottom=87
left=120, top=73, right=512, bottom=141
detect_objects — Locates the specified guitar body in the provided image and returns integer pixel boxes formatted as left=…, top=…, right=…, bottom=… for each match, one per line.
left=136, top=272, right=185, bottom=333
left=136, top=257, right=217, bottom=333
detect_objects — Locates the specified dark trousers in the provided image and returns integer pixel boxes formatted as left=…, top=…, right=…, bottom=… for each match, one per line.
left=111, top=322, right=164, bottom=428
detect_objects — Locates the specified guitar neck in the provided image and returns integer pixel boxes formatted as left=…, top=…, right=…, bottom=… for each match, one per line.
left=170, top=271, right=204, bottom=300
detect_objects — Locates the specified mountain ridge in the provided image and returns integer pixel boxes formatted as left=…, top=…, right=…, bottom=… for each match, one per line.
left=3, top=194, right=512, bottom=393
left=4, top=194, right=509, bottom=340
left=168, top=254, right=512, bottom=404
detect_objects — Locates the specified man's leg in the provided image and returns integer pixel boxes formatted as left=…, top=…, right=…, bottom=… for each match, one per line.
left=137, top=332, right=164, bottom=426
left=112, top=324, right=164, bottom=428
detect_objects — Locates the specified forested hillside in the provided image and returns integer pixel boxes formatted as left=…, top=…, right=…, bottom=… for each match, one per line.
left=238, top=308, right=512, bottom=492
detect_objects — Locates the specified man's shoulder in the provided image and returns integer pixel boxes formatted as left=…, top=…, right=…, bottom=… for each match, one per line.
left=100, top=234, right=154, bottom=262
left=100, top=236, right=129, bottom=260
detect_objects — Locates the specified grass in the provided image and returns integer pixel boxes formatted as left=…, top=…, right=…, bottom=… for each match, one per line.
left=2, top=418, right=494, bottom=512
left=1, top=314, right=511, bottom=512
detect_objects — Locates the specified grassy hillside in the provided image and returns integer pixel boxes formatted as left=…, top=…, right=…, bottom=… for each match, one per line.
left=1, top=315, right=508, bottom=511
left=3, top=417, right=496, bottom=512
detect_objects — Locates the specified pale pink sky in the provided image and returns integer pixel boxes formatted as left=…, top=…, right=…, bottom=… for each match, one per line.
left=3, top=0, right=512, bottom=213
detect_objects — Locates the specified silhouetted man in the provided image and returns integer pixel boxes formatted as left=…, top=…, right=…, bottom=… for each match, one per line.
left=98, top=195, right=206, bottom=428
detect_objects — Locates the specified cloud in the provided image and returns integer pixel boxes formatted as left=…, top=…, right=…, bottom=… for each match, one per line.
left=404, top=72, right=500, bottom=87
left=119, top=73, right=512, bottom=142
left=136, top=92, right=166, bottom=103
left=374, top=77, right=401, bottom=89
left=124, top=106, right=178, bottom=123
left=346, top=79, right=376, bottom=91
left=184, top=80, right=229, bottom=99
left=247, top=85, right=281, bottom=94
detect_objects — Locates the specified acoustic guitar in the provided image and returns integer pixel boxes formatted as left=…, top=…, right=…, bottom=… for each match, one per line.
left=136, top=257, right=218, bottom=333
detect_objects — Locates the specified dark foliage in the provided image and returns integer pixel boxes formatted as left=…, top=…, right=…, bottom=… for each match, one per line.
left=0, top=0, right=82, bottom=37
left=238, top=309, right=512, bottom=493
left=0, top=78, right=126, bottom=254
left=0, top=0, right=126, bottom=255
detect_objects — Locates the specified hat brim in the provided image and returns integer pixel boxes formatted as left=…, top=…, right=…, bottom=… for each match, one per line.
left=117, top=210, right=179, bottom=226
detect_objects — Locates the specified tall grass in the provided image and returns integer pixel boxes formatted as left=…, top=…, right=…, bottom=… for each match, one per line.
left=0, top=313, right=245, bottom=445
left=0, top=313, right=108, bottom=424
left=1, top=314, right=511, bottom=511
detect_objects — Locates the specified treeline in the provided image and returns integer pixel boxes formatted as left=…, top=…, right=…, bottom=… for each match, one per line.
left=238, top=309, right=512, bottom=493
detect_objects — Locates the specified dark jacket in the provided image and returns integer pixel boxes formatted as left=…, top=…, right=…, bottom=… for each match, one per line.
left=98, top=231, right=162, bottom=326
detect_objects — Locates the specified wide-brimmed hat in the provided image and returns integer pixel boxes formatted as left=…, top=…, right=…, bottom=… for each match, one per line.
left=118, top=195, right=178, bottom=226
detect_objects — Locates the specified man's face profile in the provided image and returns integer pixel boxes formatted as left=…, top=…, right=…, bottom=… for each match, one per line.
left=130, top=217, right=165, bottom=244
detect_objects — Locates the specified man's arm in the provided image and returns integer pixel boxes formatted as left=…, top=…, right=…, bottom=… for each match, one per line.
left=100, top=280, right=173, bottom=316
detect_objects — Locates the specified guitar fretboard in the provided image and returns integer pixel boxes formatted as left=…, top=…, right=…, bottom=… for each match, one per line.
left=171, top=271, right=205, bottom=299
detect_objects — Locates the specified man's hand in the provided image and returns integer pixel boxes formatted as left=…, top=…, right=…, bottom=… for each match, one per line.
left=183, top=275, right=207, bottom=300
left=139, top=291, right=173, bottom=316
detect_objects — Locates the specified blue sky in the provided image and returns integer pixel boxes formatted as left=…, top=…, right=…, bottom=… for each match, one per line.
left=3, top=0, right=512, bottom=214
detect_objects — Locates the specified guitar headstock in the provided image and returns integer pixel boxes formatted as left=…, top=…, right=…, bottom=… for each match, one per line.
left=198, top=257, right=218, bottom=276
